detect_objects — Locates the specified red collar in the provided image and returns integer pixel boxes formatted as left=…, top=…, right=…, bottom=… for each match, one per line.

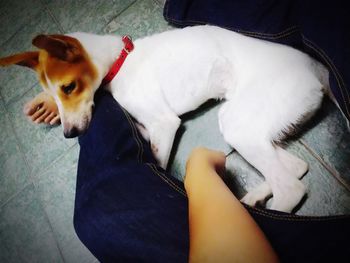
left=101, top=35, right=134, bottom=86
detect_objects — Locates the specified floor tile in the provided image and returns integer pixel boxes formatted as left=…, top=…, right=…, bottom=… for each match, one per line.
left=224, top=151, right=264, bottom=199
left=44, top=0, right=135, bottom=33
left=0, top=0, right=43, bottom=47
left=0, top=10, right=62, bottom=105
left=0, top=66, right=36, bottom=106
left=104, top=0, right=173, bottom=38
left=154, top=0, right=166, bottom=6
left=301, top=97, right=350, bottom=189
left=60, top=237, right=96, bottom=263
left=0, top=101, right=30, bottom=206
left=287, top=141, right=350, bottom=216
left=169, top=101, right=231, bottom=180
left=35, top=145, right=96, bottom=263
left=0, top=97, right=4, bottom=115
left=7, top=85, right=73, bottom=177
left=35, top=144, right=79, bottom=245
left=0, top=184, right=63, bottom=263
left=0, top=240, right=16, bottom=263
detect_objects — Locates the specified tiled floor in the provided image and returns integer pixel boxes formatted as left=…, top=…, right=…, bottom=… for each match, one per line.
left=0, top=0, right=349, bottom=262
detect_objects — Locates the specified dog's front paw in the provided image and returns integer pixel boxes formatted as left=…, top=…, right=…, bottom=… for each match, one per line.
left=270, top=180, right=307, bottom=213
left=241, top=182, right=272, bottom=207
left=241, top=193, right=260, bottom=207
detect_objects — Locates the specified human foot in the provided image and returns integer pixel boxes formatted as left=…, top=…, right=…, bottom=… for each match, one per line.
left=23, top=92, right=60, bottom=125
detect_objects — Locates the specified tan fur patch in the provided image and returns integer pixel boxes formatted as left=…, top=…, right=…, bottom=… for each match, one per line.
left=36, top=35, right=98, bottom=111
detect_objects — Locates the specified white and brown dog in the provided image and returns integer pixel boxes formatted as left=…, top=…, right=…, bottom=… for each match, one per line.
left=0, top=25, right=330, bottom=212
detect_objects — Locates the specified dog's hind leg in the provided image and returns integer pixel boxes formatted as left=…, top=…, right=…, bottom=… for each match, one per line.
left=218, top=102, right=306, bottom=212
left=241, top=182, right=272, bottom=207
left=241, top=146, right=308, bottom=207
left=277, top=146, right=309, bottom=179
left=231, top=139, right=306, bottom=212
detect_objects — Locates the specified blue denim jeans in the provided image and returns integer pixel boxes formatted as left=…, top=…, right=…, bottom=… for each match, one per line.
left=74, top=91, right=350, bottom=262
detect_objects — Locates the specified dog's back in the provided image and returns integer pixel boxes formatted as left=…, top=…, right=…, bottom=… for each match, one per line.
left=114, top=25, right=327, bottom=140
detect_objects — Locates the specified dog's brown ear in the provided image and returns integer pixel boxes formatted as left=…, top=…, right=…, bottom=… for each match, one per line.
left=0, top=51, right=39, bottom=70
left=32, top=34, right=81, bottom=62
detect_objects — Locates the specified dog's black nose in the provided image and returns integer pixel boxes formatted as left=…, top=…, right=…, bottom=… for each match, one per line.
left=64, top=127, right=80, bottom=138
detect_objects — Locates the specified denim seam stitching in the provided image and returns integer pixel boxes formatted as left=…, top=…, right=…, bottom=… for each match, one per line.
left=122, top=112, right=186, bottom=195
left=165, top=18, right=299, bottom=40
left=126, top=110, right=142, bottom=162
left=149, top=163, right=186, bottom=195
left=245, top=205, right=350, bottom=221
left=127, top=113, right=145, bottom=161
left=146, top=163, right=187, bottom=196
left=148, top=163, right=186, bottom=196
left=119, top=106, right=185, bottom=195
left=123, top=110, right=146, bottom=162
left=164, top=4, right=299, bottom=39
left=120, top=107, right=143, bottom=162
left=237, top=27, right=298, bottom=39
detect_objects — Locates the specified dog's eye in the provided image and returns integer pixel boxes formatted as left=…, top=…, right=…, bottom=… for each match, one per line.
left=62, top=82, right=76, bottom=95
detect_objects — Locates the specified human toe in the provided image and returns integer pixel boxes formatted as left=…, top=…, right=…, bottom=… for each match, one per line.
left=34, top=110, right=51, bottom=124
left=49, top=115, right=61, bottom=125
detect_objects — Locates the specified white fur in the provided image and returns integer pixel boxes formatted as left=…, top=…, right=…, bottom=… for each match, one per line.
left=72, top=25, right=329, bottom=212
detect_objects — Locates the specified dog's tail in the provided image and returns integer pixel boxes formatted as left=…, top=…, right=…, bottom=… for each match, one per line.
left=312, top=60, right=329, bottom=94
left=315, top=60, right=350, bottom=129
left=312, top=59, right=338, bottom=104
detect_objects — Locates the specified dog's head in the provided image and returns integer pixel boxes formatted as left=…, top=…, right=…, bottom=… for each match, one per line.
left=0, top=34, right=100, bottom=138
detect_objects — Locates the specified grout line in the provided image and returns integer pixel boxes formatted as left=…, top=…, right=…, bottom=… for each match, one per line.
left=103, top=0, right=139, bottom=32
left=4, top=82, right=38, bottom=107
left=0, top=27, right=27, bottom=51
left=0, top=182, right=33, bottom=209
left=0, top=91, right=33, bottom=201
left=0, top=86, right=78, bottom=209
left=0, top=73, right=78, bottom=258
left=32, top=179, right=67, bottom=263
left=0, top=7, right=43, bottom=50
left=0, top=116, right=75, bottom=208
left=31, top=150, right=80, bottom=263
left=3, top=85, right=53, bottom=182
left=40, top=0, right=65, bottom=34
left=298, top=139, right=350, bottom=192
left=0, top=183, right=67, bottom=262
left=33, top=142, right=79, bottom=180
left=29, top=143, right=79, bottom=262
left=0, top=182, right=65, bottom=262
left=152, top=0, right=164, bottom=8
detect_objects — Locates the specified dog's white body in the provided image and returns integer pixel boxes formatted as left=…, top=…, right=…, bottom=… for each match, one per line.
left=70, top=25, right=328, bottom=212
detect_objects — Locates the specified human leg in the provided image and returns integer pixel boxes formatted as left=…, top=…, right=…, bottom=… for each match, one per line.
left=185, top=147, right=350, bottom=263
left=185, top=147, right=279, bottom=263
left=73, top=90, right=189, bottom=263
left=218, top=107, right=306, bottom=211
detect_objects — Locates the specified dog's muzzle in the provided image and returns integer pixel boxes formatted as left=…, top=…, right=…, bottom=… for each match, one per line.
left=63, top=127, right=81, bottom=138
